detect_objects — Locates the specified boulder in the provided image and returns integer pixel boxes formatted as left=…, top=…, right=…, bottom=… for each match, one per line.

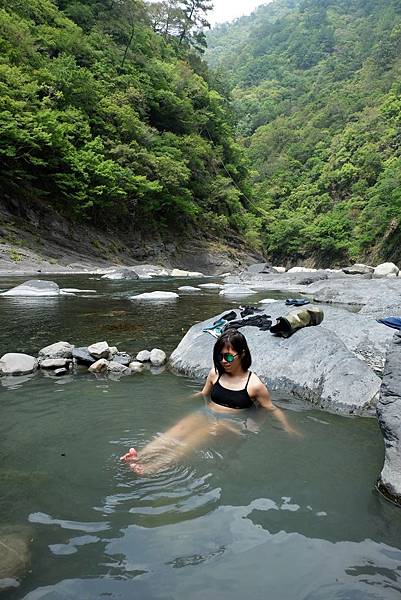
left=244, top=263, right=271, bottom=274
left=0, top=353, right=38, bottom=376
left=72, top=347, right=96, bottom=366
left=170, top=268, right=204, bottom=277
left=374, top=262, right=399, bottom=278
left=112, top=352, right=132, bottom=366
left=88, top=359, right=109, bottom=373
left=129, top=361, right=145, bottom=373
left=177, top=286, right=202, bottom=292
left=101, top=269, right=139, bottom=280
left=0, top=526, right=31, bottom=592
left=109, top=346, right=118, bottom=356
left=169, top=307, right=382, bottom=415
left=38, top=341, right=74, bottom=359
left=198, top=283, right=223, bottom=289
left=130, top=291, right=179, bottom=301
left=107, top=361, right=131, bottom=375
left=342, top=263, right=374, bottom=275
left=1, top=280, right=60, bottom=297
left=376, top=332, right=401, bottom=506
left=150, top=348, right=167, bottom=367
left=88, top=341, right=109, bottom=359
left=272, top=266, right=286, bottom=273
left=39, top=358, right=71, bottom=369
left=219, top=285, right=257, bottom=296
left=136, top=350, right=151, bottom=362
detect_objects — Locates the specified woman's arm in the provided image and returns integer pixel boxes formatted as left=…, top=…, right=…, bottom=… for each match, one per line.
left=192, top=368, right=217, bottom=398
left=250, top=375, right=301, bottom=437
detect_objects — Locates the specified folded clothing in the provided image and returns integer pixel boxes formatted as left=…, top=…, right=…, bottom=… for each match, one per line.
left=223, top=314, right=272, bottom=332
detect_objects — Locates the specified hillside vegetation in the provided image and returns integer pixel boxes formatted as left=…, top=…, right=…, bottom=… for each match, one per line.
left=206, top=0, right=401, bottom=266
left=0, top=0, right=258, bottom=247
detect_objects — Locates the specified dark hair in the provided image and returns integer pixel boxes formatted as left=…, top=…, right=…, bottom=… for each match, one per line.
left=213, top=329, right=252, bottom=375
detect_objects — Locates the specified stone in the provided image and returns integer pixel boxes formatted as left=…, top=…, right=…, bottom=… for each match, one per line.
left=198, top=283, right=223, bottom=289
left=136, top=350, right=151, bottom=362
left=107, top=361, right=131, bottom=375
left=272, top=266, right=286, bottom=273
left=129, top=361, right=145, bottom=373
left=39, top=358, right=71, bottom=369
left=109, top=346, right=118, bottom=356
left=376, top=332, right=401, bottom=506
left=1, top=280, right=60, bottom=297
left=0, top=353, right=38, bottom=376
left=112, top=352, right=132, bottom=366
left=177, top=286, right=202, bottom=292
left=219, top=285, right=257, bottom=296
left=170, top=268, right=204, bottom=277
left=259, top=298, right=278, bottom=304
left=54, top=368, right=69, bottom=376
left=60, top=288, right=96, bottom=293
left=72, top=347, right=96, bottom=365
left=0, top=526, right=31, bottom=592
left=342, top=263, right=374, bottom=275
left=88, top=359, right=109, bottom=373
left=169, top=306, right=382, bottom=415
left=38, top=341, right=74, bottom=359
left=87, top=341, right=110, bottom=359
left=244, top=263, right=271, bottom=274
left=374, top=262, right=399, bottom=278
left=287, top=267, right=317, bottom=273
left=101, top=268, right=139, bottom=280
left=150, top=348, right=166, bottom=367
left=130, top=291, right=179, bottom=300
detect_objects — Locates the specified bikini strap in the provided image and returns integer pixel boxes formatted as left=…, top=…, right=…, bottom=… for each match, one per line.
left=245, top=371, right=252, bottom=389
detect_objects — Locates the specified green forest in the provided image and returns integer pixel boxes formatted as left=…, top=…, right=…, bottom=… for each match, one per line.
left=0, top=0, right=254, bottom=243
left=207, top=0, right=401, bottom=265
left=2, top=0, right=401, bottom=265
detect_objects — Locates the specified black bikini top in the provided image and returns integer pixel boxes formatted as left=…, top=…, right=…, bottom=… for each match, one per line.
left=210, top=372, right=254, bottom=410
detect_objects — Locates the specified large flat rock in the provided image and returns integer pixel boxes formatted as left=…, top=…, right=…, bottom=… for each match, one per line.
left=170, top=304, right=382, bottom=415
left=376, top=332, right=401, bottom=506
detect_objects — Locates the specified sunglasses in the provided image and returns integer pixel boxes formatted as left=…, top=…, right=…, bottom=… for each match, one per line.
left=217, top=352, right=239, bottom=363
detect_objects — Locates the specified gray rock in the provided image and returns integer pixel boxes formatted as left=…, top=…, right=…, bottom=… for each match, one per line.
left=107, top=361, right=131, bottom=375
left=88, top=359, right=109, bottom=373
left=38, top=341, right=74, bottom=359
left=0, top=526, right=31, bottom=592
left=374, top=262, right=399, bottom=278
left=39, top=358, right=71, bottom=369
left=219, top=285, right=257, bottom=297
left=0, top=353, right=38, bottom=376
left=178, top=286, right=202, bottom=292
left=1, top=280, right=60, bottom=297
left=88, top=341, right=109, bottom=359
left=72, top=347, right=96, bottom=365
left=150, top=348, right=166, bottom=367
left=244, top=263, right=271, bottom=274
left=129, top=361, right=145, bottom=373
left=136, top=350, right=151, bottom=362
left=101, top=268, right=139, bottom=280
left=130, top=291, right=179, bottom=300
left=169, top=307, right=381, bottom=415
left=54, top=368, right=69, bottom=376
left=112, top=352, right=132, bottom=366
left=342, top=263, right=374, bottom=275
left=376, top=332, right=401, bottom=506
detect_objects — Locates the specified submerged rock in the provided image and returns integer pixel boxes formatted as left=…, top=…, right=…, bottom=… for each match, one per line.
left=0, top=526, right=32, bottom=592
left=376, top=332, right=401, bottom=506
left=0, top=353, right=38, bottom=376
left=1, top=280, right=60, bottom=297
left=178, top=286, right=202, bottom=292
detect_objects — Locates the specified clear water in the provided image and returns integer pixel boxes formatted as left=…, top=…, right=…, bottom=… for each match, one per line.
left=1, top=275, right=401, bottom=600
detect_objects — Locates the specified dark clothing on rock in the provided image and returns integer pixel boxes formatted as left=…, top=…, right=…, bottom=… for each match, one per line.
left=240, top=306, right=264, bottom=318
left=285, top=298, right=310, bottom=307
left=223, top=314, right=272, bottom=333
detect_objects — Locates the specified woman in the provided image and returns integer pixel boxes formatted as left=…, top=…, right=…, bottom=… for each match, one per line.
left=121, top=329, right=297, bottom=475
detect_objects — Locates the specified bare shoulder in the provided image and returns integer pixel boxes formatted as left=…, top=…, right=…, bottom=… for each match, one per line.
left=208, top=367, right=218, bottom=384
left=248, top=372, right=265, bottom=390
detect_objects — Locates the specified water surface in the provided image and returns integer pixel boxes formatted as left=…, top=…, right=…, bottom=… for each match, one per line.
left=1, top=275, right=401, bottom=600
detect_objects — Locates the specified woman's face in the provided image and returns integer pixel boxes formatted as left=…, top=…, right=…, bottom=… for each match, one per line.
left=219, top=344, right=241, bottom=372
